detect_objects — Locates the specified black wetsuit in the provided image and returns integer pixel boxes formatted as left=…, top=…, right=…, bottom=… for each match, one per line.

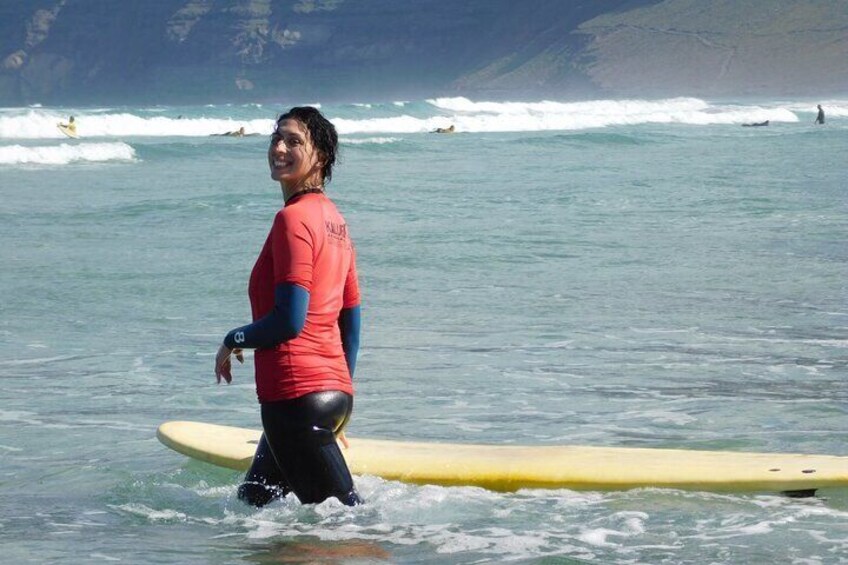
left=237, top=391, right=361, bottom=507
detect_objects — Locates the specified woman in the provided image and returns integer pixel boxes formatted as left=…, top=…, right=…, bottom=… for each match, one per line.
left=214, top=107, right=362, bottom=507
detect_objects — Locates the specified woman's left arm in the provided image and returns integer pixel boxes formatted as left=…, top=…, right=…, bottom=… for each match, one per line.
left=337, top=305, right=360, bottom=448
left=338, top=305, right=361, bottom=378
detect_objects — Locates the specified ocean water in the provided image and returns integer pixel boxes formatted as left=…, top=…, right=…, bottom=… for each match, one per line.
left=1, top=97, right=847, bottom=564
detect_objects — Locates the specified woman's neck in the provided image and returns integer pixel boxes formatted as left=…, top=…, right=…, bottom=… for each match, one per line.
left=283, top=183, right=324, bottom=204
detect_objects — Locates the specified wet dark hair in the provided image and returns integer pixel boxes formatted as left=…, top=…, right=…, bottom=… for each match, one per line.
left=275, top=106, right=338, bottom=183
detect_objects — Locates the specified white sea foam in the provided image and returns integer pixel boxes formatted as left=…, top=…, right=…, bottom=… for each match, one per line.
left=0, top=110, right=273, bottom=139
left=0, top=142, right=136, bottom=165
left=112, top=503, right=188, bottom=523
left=340, top=136, right=401, bottom=145
left=88, top=554, right=120, bottom=562
left=0, top=97, right=838, bottom=141
left=777, top=99, right=848, bottom=117
left=334, top=97, right=801, bottom=134
left=332, top=114, right=436, bottom=134
left=7, top=354, right=79, bottom=365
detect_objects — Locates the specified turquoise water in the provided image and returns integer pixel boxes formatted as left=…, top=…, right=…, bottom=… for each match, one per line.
left=1, top=98, right=847, bottom=564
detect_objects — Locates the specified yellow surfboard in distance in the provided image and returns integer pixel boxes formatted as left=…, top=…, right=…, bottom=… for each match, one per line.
left=57, top=124, right=79, bottom=139
left=156, top=421, right=848, bottom=495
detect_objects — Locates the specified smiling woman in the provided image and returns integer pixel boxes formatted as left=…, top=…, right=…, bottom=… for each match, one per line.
left=213, top=106, right=363, bottom=507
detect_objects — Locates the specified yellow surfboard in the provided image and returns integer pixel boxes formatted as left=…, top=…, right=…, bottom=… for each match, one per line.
left=57, top=123, right=79, bottom=139
left=157, top=421, right=848, bottom=495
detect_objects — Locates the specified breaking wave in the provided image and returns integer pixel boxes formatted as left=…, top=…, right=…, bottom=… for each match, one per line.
left=0, top=142, right=137, bottom=165
left=0, top=97, right=844, bottom=140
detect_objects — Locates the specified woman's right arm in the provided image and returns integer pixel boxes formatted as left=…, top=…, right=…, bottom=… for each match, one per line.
left=215, top=283, right=309, bottom=384
left=223, top=283, right=309, bottom=350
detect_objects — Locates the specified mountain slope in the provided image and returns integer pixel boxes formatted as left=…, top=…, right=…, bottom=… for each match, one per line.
left=577, top=0, right=848, bottom=96
left=0, top=0, right=845, bottom=105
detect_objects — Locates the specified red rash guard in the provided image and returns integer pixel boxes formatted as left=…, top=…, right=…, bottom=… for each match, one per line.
left=248, top=192, right=360, bottom=403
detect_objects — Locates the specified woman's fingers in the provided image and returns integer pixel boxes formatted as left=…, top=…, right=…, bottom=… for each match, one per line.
left=215, top=357, right=231, bottom=384
left=215, top=344, right=233, bottom=384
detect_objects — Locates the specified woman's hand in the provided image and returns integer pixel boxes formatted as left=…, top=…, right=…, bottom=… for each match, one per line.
left=215, top=343, right=243, bottom=384
left=337, top=430, right=350, bottom=449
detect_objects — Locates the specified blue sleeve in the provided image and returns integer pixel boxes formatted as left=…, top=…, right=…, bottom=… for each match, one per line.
left=224, top=283, right=309, bottom=349
left=338, top=305, right=361, bottom=378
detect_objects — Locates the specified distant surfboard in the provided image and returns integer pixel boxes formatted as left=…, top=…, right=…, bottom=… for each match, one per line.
left=157, top=420, right=848, bottom=496
left=57, top=124, right=79, bottom=139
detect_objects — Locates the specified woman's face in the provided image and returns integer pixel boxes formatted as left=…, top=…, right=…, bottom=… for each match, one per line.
left=268, top=118, right=324, bottom=188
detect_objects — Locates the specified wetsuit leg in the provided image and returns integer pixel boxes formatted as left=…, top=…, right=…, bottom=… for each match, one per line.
left=237, top=433, right=291, bottom=507
left=260, top=391, right=362, bottom=506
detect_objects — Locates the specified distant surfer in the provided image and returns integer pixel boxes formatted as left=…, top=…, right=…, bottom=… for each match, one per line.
left=214, top=107, right=363, bottom=508
left=213, top=126, right=259, bottom=137
left=57, top=115, right=77, bottom=137
left=432, top=124, right=455, bottom=134
left=814, top=105, right=825, bottom=125
left=742, top=120, right=769, bottom=127
left=212, top=126, right=246, bottom=137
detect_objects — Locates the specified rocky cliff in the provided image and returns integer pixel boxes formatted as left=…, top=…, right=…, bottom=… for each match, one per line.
left=1, top=0, right=846, bottom=106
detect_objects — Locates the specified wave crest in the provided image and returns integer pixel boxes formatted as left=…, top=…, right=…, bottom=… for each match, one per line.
left=0, top=142, right=137, bottom=165
left=1, top=97, right=843, bottom=140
